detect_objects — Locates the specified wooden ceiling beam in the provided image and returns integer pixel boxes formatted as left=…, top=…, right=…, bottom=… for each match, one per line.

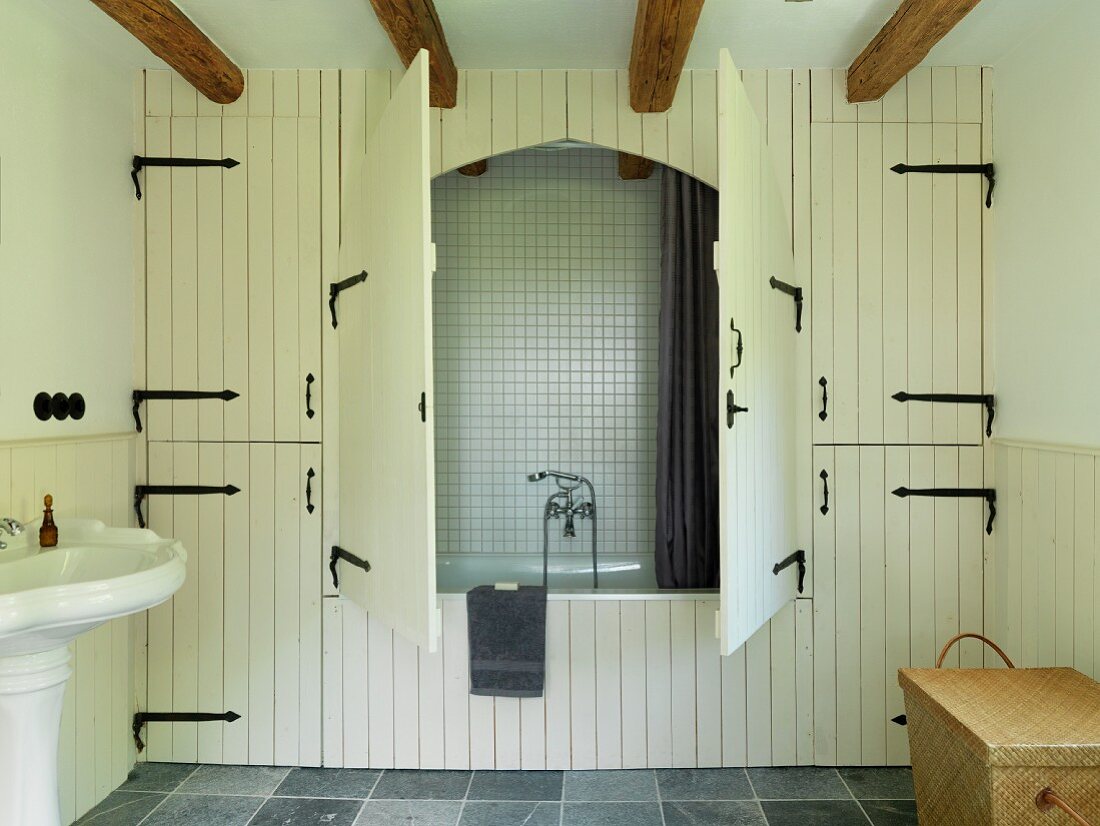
left=368, top=0, right=458, bottom=108
left=88, top=0, right=243, bottom=104
left=619, top=153, right=655, bottom=181
left=847, top=0, right=983, bottom=103
left=629, top=0, right=706, bottom=113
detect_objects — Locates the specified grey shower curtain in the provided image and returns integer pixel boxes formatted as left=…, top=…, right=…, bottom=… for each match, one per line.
left=655, top=169, right=720, bottom=590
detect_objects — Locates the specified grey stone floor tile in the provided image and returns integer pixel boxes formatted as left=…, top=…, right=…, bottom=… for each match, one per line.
left=838, top=767, right=915, bottom=800
left=467, top=770, right=563, bottom=801
left=249, top=796, right=364, bottom=825
left=564, top=770, right=658, bottom=801
left=371, top=770, right=473, bottom=800
left=656, top=768, right=753, bottom=800
left=74, top=792, right=165, bottom=825
left=354, top=800, right=463, bottom=825
left=662, top=801, right=767, bottom=826
left=747, top=767, right=851, bottom=800
left=863, top=799, right=919, bottom=826
left=275, top=767, right=383, bottom=799
left=177, top=764, right=290, bottom=796
left=562, top=802, right=664, bottom=825
left=460, top=801, right=562, bottom=826
left=118, top=763, right=197, bottom=793
left=760, top=800, right=869, bottom=826
left=141, top=793, right=264, bottom=825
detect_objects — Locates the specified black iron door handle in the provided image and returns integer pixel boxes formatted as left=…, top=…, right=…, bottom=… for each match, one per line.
left=305, top=373, right=315, bottom=419
left=818, top=376, right=829, bottom=421
left=729, top=319, right=744, bottom=377
left=726, top=390, right=748, bottom=429
left=820, top=469, right=830, bottom=515
left=305, top=467, right=316, bottom=514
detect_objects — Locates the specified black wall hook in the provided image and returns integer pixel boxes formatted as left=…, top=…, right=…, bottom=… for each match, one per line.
left=131, top=155, right=239, bottom=200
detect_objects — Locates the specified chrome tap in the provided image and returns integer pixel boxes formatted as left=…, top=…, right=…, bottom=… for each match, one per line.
left=528, top=470, right=598, bottom=588
left=0, top=517, right=24, bottom=550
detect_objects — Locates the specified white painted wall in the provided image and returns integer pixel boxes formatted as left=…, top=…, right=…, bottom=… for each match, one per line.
left=0, top=0, right=135, bottom=440
left=993, top=0, right=1100, bottom=448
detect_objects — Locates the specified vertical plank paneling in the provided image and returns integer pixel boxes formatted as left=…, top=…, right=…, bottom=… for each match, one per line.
left=566, top=70, right=593, bottom=143
left=222, top=116, right=250, bottom=442
left=569, top=602, right=597, bottom=768
left=856, top=122, right=884, bottom=443
left=442, top=600, right=471, bottom=769
left=322, top=600, right=344, bottom=766
left=197, top=443, right=225, bottom=764
left=645, top=601, right=672, bottom=767
left=196, top=117, right=224, bottom=442
left=145, top=442, right=173, bottom=762
left=491, top=71, right=518, bottom=155
left=516, top=71, right=543, bottom=148
left=594, top=601, right=623, bottom=769
left=419, top=629, right=446, bottom=768
left=342, top=601, right=370, bottom=767
left=273, top=118, right=301, bottom=443
left=907, top=124, right=934, bottom=443
left=858, top=447, right=886, bottom=765
left=247, top=118, right=275, bottom=441
left=367, top=619, right=395, bottom=767
left=274, top=443, right=301, bottom=764
left=544, top=601, right=571, bottom=768
left=392, top=632, right=421, bottom=767
left=834, top=447, right=861, bottom=765
left=670, top=602, right=697, bottom=767
left=885, top=446, right=911, bottom=764
left=542, top=71, right=568, bottom=143
left=812, top=446, right=836, bottom=765
left=619, top=601, right=648, bottom=768
left=222, top=442, right=250, bottom=764
left=298, top=118, right=323, bottom=444
left=248, top=443, right=276, bottom=763
left=695, top=601, right=722, bottom=767
left=931, top=124, right=959, bottom=443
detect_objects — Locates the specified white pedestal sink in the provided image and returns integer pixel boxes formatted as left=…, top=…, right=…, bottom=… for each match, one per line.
left=0, top=519, right=186, bottom=826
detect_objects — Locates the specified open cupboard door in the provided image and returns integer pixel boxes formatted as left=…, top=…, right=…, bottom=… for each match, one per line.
left=717, top=49, right=800, bottom=656
left=337, top=51, right=439, bottom=651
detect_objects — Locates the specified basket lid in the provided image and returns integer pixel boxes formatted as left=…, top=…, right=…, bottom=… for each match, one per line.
left=899, top=668, right=1100, bottom=767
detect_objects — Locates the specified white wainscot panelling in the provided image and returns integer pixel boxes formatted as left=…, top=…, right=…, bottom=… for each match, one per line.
left=992, top=441, right=1099, bottom=679
left=0, top=436, right=136, bottom=824
left=321, top=597, right=813, bottom=769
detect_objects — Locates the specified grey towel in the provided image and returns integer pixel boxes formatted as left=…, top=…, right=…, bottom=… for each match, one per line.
left=467, top=585, right=547, bottom=698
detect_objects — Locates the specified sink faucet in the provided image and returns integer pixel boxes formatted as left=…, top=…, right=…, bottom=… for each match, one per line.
left=0, top=517, right=24, bottom=550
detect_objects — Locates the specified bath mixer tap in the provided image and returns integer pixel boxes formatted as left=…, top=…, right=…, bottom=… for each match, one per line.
left=527, top=470, right=598, bottom=588
left=0, top=517, right=24, bottom=550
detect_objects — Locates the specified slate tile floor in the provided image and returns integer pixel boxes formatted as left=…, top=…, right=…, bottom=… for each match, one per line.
left=76, top=764, right=916, bottom=825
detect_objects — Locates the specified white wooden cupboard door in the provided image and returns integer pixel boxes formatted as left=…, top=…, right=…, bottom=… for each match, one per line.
left=717, top=50, right=799, bottom=656
left=337, top=51, right=439, bottom=652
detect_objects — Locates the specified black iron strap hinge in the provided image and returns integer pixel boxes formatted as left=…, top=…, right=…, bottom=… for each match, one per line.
left=131, top=389, right=239, bottom=433
left=132, top=710, right=240, bottom=752
left=330, top=546, right=371, bottom=589
left=134, top=484, right=241, bottom=529
left=131, top=155, right=239, bottom=200
left=892, top=486, right=997, bottom=534
left=892, top=391, right=996, bottom=437
left=890, top=162, right=996, bottom=208
left=768, top=277, right=804, bottom=333
left=772, top=550, right=807, bottom=594
left=329, top=271, right=368, bottom=328
left=891, top=714, right=908, bottom=727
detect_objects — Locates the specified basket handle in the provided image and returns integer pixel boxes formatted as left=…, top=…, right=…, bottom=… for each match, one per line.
left=936, top=633, right=1015, bottom=669
left=1037, top=787, right=1094, bottom=826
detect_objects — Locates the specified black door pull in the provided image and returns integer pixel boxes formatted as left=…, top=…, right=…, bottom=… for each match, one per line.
left=305, top=467, right=316, bottom=514
left=730, top=319, right=744, bottom=377
left=419, top=392, right=427, bottom=423
left=305, top=373, right=316, bottom=419
left=818, top=377, right=829, bottom=421
left=726, top=390, right=748, bottom=429
left=820, top=469, right=830, bottom=515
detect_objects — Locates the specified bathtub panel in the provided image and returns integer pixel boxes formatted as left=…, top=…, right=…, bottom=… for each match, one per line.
left=495, top=698, right=521, bottom=770
left=619, top=601, right=649, bottom=769
left=441, top=600, right=471, bottom=769
left=569, top=602, right=598, bottom=768
left=594, top=602, right=623, bottom=769
left=469, top=693, right=495, bottom=769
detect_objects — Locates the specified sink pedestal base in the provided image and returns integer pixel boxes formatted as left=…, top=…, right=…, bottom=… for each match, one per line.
left=0, top=646, right=72, bottom=826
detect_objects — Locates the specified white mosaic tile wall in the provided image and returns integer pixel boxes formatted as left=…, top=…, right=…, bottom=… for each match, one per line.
left=432, top=148, right=661, bottom=555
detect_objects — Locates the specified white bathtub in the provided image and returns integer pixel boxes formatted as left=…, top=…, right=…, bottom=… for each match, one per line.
left=435, top=552, right=717, bottom=599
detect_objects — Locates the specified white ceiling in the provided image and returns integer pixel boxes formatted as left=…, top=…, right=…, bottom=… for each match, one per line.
left=40, top=0, right=1069, bottom=72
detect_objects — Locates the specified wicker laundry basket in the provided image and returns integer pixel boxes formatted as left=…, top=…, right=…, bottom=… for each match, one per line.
left=900, top=634, right=1100, bottom=826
